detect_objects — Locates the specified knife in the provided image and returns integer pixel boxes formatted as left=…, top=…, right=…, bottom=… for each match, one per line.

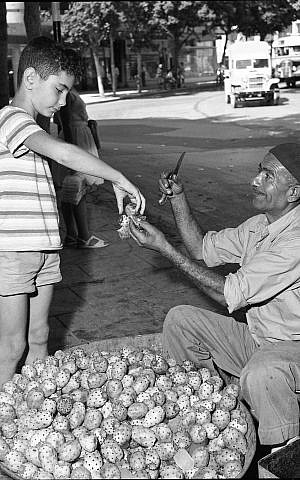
left=158, top=151, right=186, bottom=205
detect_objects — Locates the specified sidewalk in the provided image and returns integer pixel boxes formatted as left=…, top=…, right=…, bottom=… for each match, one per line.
left=79, top=78, right=217, bottom=105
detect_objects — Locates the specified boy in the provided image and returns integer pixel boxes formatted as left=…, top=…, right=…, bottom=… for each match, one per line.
left=0, top=36, right=145, bottom=388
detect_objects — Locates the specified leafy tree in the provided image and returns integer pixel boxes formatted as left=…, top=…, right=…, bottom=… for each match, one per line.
left=61, top=1, right=121, bottom=96
left=0, top=2, right=9, bottom=108
left=150, top=1, right=209, bottom=81
left=238, top=0, right=297, bottom=40
left=204, top=1, right=244, bottom=64
left=288, top=0, right=300, bottom=12
left=118, top=1, right=158, bottom=92
left=206, top=0, right=297, bottom=63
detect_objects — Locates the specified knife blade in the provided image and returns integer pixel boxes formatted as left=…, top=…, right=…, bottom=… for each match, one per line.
left=159, top=151, right=186, bottom=205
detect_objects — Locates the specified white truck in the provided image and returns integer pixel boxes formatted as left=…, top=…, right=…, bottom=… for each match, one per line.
left=224, top=40, right=280, bottom=107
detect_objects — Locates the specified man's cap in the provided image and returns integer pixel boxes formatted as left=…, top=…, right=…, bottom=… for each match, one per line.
left=269, top=143, right=300, bottom=182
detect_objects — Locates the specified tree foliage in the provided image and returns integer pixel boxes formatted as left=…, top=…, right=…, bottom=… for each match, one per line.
left=238, top=0, right=297, bottom=39
left=37, top=0, right=300, bottom=92
left=62, top=2, right=120, bottom=48
left=61, top=2, right=121, bottom=95
left=206, top=0, right=297, bottom=62
left=149, top=1, right=209, bottom=77
left=117, top=1, right=158, bottom=91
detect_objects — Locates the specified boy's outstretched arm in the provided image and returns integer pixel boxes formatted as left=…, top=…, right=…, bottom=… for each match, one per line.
left=24, top=130, right=145, bottom=214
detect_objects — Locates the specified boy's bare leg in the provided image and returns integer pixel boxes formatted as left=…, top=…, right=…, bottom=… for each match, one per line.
left=26, top=284, right=54, bottom=364
left=0, top=294, right=28, bottom=388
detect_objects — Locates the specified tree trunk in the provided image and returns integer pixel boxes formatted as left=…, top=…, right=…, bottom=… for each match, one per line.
left=0, top=3, right=9, bottom=108
left=110, top=30, right=116, bottom=96
left=136, top=52, right=142, bottom=93
left=173, top=36, right=180, bottom=85
left=221, top=33, right=229, bottom=65
left=24, top=3, right=41, bottom=40
left=91, top=48, right=105, bottom=97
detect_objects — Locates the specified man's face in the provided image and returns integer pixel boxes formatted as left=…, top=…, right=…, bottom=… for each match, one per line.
left=31, top=70, right=74, bottom=118
left=250, top=153, right=294, bottom=216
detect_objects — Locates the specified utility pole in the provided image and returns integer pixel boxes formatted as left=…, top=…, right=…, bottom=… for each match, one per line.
left=110, top=30, right=116, bottom=96
left=51, top=2, right=61, bottom=43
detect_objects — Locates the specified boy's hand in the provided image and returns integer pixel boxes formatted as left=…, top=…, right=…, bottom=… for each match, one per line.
left=129, top=219, right=167, bottom=253
left=159, top=172, right=184, bottom=199
left=113, top=178, right=145, bottom=215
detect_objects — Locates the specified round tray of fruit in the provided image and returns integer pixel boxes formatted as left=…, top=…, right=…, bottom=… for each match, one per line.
left=0, top=344, right=256, bottom=479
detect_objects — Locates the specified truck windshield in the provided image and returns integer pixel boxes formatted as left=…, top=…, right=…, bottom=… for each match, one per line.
left=235, top=58, right=269, bottom=69
left=253, top=59, right=268, bottom=68
left=236, top=59, right=252, bottom=69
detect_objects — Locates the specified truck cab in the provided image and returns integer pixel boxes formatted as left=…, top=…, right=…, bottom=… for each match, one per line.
left=224, top=41, right=280, bottom=107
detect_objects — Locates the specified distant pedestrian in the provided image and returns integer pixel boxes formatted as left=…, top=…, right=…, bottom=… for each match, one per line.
left=165, top=69, right=176, bottom=89
left=177, top=62, right=185, bottom=88
left=114, top=66, right=120, bottom=87
left=156, top=63, right=164, bottom=89
left=141, top=65, right=147, bottom=87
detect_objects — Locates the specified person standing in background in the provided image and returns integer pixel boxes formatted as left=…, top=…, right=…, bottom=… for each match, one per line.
left=177, top=62, right=185, bottom=88
left=56, top=85, right=109, bottom=248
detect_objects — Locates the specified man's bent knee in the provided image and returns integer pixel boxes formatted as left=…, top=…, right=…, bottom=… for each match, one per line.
left=163, top=305, right=184, bottom=331
left=163, top=305, right=199, bottom=331
left=240, top=358, right=290, bottom=408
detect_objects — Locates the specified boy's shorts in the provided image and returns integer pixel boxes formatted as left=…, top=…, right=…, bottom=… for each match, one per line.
left=0, top=251, right=62, bottom=296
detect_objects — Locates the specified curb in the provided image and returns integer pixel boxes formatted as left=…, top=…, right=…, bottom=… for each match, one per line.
left=81, top=81, right=219, bottom=105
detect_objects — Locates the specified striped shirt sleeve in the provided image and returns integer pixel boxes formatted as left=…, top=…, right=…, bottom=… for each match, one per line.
left=0, top=107, right=42, bottom=157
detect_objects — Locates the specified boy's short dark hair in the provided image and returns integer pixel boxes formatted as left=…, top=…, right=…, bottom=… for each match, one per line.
left=17, top=36, right=82, bottom=87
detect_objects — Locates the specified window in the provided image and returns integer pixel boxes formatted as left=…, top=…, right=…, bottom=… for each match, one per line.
left=236, top=59, right=252, bottom=69
left=253, top=59, right=268, bottom=68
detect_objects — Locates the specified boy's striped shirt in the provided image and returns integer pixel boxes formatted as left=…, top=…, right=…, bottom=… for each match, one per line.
left=0, top=106, right=61, bottom=251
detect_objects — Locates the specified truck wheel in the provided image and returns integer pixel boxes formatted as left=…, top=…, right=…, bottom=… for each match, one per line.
left=231, top=94, right=237, bottom=108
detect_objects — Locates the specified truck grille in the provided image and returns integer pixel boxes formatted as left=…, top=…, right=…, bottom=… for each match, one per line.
left=248, top=77, right=264, bottom=90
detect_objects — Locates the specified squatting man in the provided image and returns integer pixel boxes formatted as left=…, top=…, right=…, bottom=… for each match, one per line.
left=129, top=143, right=300, bottom=451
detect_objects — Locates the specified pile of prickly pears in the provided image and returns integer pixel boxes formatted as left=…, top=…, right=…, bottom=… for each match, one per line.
left=0, top=346, right=250, bottom=479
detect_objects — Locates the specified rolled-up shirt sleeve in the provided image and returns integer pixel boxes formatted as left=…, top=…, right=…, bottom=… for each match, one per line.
left=224, top=236, right=300, bottom=313
left=203, top=224, right=247, bottom=267
left=224, top=271, right=248, bottom=313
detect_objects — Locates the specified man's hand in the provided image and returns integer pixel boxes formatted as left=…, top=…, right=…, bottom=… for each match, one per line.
left=159, top=172, right=184, bottom=200
left=129, top=218, right=168, bottom=253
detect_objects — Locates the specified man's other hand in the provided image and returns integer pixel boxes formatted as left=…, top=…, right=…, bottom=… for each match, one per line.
left=129, top=219, right=167, bottom=252
left=159, top=172, right=184, bottom=199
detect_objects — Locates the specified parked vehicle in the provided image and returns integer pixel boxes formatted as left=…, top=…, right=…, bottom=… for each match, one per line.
left=224, top=41, right=280, bottom=108
left=272, top=35, right=300, bottom=87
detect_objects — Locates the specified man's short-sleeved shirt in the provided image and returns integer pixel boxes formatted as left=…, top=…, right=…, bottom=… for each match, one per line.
left=203, top=206, right=300, bottom=344
left=0, top=105, right=61, bottom=251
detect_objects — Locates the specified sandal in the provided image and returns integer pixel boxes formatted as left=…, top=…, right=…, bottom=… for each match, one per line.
left=77, top=235, right=109, bottom=249
left=63, top=235, right=78, bottom=247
